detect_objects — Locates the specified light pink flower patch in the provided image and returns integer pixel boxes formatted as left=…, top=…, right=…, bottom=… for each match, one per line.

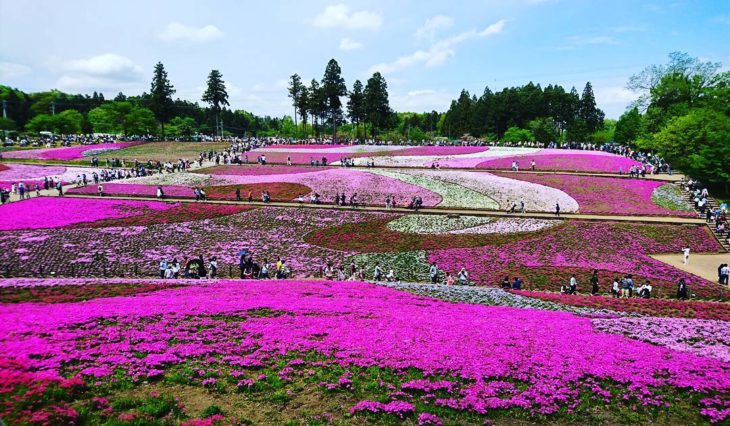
left=2, top=142, right=141, bottom=161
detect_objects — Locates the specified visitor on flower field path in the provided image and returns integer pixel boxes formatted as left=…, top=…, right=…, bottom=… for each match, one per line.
left=458, top=267, right=469, bottom=285
left=682, top=246, right=691, bottom=264
left=612, top=277, right=620, bottom=298
left=429, top=262, right=439, bottom=284
left=719, top=263, right=729, bottom=285
left=590, top=270, right=599, bottom=295
left=677, top=279, right=690, bottom=300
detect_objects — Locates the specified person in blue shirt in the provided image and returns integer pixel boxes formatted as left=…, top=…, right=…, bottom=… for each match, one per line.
left=512, top=277, right=522, bottom=290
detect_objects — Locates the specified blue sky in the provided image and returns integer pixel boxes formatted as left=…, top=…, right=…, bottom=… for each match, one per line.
left=1, top=0, right=728, bottom=118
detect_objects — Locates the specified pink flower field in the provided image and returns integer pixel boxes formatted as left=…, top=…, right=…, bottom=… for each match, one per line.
left=67, top=183, right=194, bottom=198
left=0, top=279, right=728, bottom=424
left=2, top=142, right=140, bottom=161
left=492, top=172, right=697, bottom=216
left=0, top=197, right=176, bottom=230
left=477, top=150, right=644, bottom=173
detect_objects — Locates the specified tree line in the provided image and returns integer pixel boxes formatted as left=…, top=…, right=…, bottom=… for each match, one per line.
left=287, top=59, right=396, bottom=141
left=614, top=52, right=729, bottom=192
left=0, top=64, right=287, bottom=138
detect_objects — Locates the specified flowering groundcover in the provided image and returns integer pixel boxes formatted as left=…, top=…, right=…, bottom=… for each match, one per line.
left=0, top=279, right=728, bottom=424
left=491, top=172, right=696, bottom=217
left=1, top=142, right=141, bottom=161
left=477, top=150, right=644, bottom=173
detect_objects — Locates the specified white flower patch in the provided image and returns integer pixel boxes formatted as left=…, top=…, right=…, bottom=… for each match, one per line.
left=367, top=169, right=499, bottom=209
left=388, top=170, right=579, bottom=213
left=387, top=215, right=494, bottom=234
left=122, top=172, right=214, bottom=187
left=449, top=218, right=560, bottom=234
left=344, top=147, right=541, bottom=168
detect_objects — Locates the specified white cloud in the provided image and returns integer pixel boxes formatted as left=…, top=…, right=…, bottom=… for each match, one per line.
left=56, top=53, right=144, bottom=93
left=62, top=53, right=143, bottom=79
left=339, top=37, right=363, bottom=50
left=594, top=85, right=639, bottom=118
left=0, top=61, right=32, bottom=80
left=407, top=89, right=436, bottom=96
left=391, top=89, right=453, bottom=112
left=415, top=15, right=453, bottom=42
left=157, top=22, right=223, bottom=43
left=369, top=19, right=506, bottom=74
left=313, top=4, right=382, bottom=30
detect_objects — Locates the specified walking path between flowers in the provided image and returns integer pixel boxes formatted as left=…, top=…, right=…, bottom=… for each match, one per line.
left=59, top=191, right=708, bottom=225
left=651, top=253, right=730, bottom=283
left=0, top=158, right=685, bottom=182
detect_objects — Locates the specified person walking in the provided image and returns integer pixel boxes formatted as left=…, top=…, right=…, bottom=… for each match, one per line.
left=555, top=202, right=560, bottom=217
left=429, top=262, right=439, bottom=284
left=682, top=247, right=690, bottom=265
left=590, top=270, right=599, bottom=295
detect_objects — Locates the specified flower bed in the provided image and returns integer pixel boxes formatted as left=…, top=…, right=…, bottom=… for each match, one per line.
left=387, top=215, right=558, bottom=234
left=0, top=207, right=379, bottom=278
left=215, top=168, right=443, bottom=207
left=477, top=150, right=643, bottom=173
left=349, top=147, right=540, bottom=168
left=593, top=317, right=730, bottom=363
left=652, top=183, right=694, bottom=212
left=200, top=165, right=318, bottom=176
left=310, top=218, right=727, bottom=299
left=67, top=183, right=194, bottom=198
left=425, top=222, right=727, bottom=300
left=202, top=183, right=311, bottom=201
left=370, top=169, right=579, bottom=212
left=2, top=142, right=141, bottom=161
left=491, top=172, right=696, bottom=216
left=0, top=197, right=176, bottom=230
left=0, top=279, right=727, bottom=424
left=0, top=282, right=182, bottom=303
left=511, top=290, right=730, bottom=320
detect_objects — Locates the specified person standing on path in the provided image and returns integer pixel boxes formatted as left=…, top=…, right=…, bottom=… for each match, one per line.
left=429, top=262, right=439, bottom=284
left=682, top=247, right=690, bottom=265
left=555, top=202, right=560, bottom=217
left=569, top=275, right=577, bottom=294
left=590, top=270, right=599, bottom=295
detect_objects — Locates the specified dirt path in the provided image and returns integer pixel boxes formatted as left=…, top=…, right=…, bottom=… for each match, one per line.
left=651, top=253, right=730, bottom=284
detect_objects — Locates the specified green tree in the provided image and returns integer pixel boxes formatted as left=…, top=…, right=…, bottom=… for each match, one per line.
left=53, top=109, right=84, bottom=134
left=364, top=72, right=392, bottom=139
left=169, top=116, right=198, bottom=138
left=347, top=79, right=365, bottom=140
left=577, top=82, right=604, bottom=134
left=321, top=59, right=347, bottom=141
left=501, top=127, right=534, bottom=143
left=125, top=107, right=156, bottom=135
left=528, top=117, right=559, bottom=143
left=650, top=109, right=730, bottom=190
left=25, top=114, right=55, bottom=133
left=202, top=70, right=230, bottom=137
left=297, top=85, right=310, bottom=137
left=0, top=117, right=17, bottom=131
left=149, top=62, right=176, bottom=138
left=287, top=74, right=303, bottom=136
left=614, top=107, right=643, bottom=145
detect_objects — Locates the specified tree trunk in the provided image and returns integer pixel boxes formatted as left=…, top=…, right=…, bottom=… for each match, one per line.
left=293, top=108, right=298, bottom=139
left=332, top=111, right=337, bottom=143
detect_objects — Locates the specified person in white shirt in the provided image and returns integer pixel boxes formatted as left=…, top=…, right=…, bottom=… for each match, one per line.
left=682, top=247, right=691, bottom=265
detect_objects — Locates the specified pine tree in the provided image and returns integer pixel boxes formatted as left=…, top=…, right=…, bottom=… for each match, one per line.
left=347, top=80, right=365, bottom=140
left=298, top=85, right=310, bottom=138
left=149, top=62, right=176, bottom=139
left=364, top=72, right=392, bottom=139
left=287, top=74, right=303, bottom=136
left=321, top=59, right=347, bottom=141
left=202, top=70, right=229, bottom=137
left=578, top=82, right=605, bottom=133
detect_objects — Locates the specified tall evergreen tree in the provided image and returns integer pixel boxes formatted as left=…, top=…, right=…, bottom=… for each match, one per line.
left=321, top=59, right=347, bottom=141
left=308, top=79, right=325, bottom=138
left=202, top=70, right=229, bottom=137
left=578, top=82, right=604, bottom=133
left=297, top=85, right=310, bottom=138
left=614, top=107, right=643, bottom=145
left=347, top=80, right=365, bottom=139
left=149, top=62, right=176, bottom=138
left=364, top=72, right=392, bottom=139
left=287, top=74, right=303, bottom=136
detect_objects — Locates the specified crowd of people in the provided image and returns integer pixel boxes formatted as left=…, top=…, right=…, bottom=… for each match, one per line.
left=158, top=256, right=218, bottom=279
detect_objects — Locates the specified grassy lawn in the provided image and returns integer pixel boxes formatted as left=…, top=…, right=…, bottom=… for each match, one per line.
left=96, top=141, right=231, bottom=162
